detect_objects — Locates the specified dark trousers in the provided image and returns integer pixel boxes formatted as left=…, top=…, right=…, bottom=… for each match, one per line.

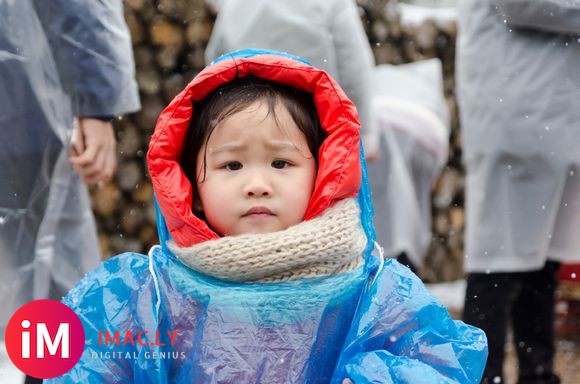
left=396, top=252, right=418, bottom=275
left=24, top=376, right=42, bottom=384
left=463, top=262, right=561, bottom=384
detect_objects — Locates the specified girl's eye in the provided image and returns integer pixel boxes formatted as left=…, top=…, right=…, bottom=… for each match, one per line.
left=225, top=161, right=242, bottom=171
left=271, top=160, right=289, bottom=169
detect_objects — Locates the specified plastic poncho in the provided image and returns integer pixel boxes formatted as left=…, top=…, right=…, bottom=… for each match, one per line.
left=367, top=60, right=450, bottom=268
left=0, top=0, right=140, bottom=335
left=204, top=0, right=378, bottom=154
left=456, top=0, right=580, bottom=272
left=47, top=50, right=486, bottom=383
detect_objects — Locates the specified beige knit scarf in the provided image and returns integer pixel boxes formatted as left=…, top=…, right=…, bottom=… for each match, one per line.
left=168, top=198, right=367, bottom=283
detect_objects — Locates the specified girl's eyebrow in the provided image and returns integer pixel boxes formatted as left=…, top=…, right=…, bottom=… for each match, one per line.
left=265, top=140, right=299, bottom=151
left=208, top=143, right=246, bottom=155
left=209, top=140, right=299, bottom=155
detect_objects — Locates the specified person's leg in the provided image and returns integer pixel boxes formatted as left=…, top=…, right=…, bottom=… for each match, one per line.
left=463, top=272, right=514, bottom=383
left=512, top=261, right=560, bottom=384
left=396, top=252, right=418, bottom=275
left=24, top=375, right=43, bottom=384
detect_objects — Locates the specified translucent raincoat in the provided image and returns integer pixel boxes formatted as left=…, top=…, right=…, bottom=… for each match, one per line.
left=47, top=50, right=486, bottom=383
left=0, top=0, right=139, bottom=335
left=367, top=59, right=450, bottom=268
left=205, top=0, right=378, bottom=154
left=457, top=0, right=580, bottom=272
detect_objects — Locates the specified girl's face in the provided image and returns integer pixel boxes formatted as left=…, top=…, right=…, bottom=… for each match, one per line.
left=195, top=100, right=317, bottom=236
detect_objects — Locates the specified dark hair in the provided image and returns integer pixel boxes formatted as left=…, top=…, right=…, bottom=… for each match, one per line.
left=182, top=76, right=326, bottom=186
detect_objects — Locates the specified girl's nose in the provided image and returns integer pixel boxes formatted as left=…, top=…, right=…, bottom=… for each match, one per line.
left=244, top=170, right=272, bottom=197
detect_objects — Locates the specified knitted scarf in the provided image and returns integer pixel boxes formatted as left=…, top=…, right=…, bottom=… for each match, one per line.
left=168, top=198, right=367, bottom=282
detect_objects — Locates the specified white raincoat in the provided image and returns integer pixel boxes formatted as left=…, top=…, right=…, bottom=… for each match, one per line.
left=204, top=0, right=378, bottom=154
left=456, top=0, right=580, bottom=272
left=0, top=0, right=140, bottom=335
left=367, top=59, right=450, bottom=268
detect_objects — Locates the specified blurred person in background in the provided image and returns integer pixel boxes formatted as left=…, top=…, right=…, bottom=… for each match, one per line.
left=204, top=0, right=379, bottom=161
left=456, top=1, right=580, bottom=383
left=367, top=59, right=450, bottom=273
left=0, top=2, right=139, bottom=382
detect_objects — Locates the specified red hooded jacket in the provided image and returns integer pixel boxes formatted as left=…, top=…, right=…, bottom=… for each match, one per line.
left=147, top=51, right=362, bottom=247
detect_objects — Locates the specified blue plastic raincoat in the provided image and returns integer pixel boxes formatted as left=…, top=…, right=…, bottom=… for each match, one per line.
left=47, top=50, right=487, bottom=383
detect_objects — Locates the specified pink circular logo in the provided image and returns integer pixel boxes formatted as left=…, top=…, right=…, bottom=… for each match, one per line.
left=5, top=299, right=85, bottom=379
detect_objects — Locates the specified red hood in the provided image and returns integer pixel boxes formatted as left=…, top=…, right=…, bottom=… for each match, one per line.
left=147, top=53, right=361, bottom=247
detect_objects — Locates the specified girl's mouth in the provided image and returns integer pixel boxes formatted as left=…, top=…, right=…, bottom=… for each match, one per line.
left=243, top=206, right=274, bottom=217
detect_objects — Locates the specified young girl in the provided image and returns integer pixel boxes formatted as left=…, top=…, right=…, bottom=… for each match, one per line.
left=47, top=50, right=487, bottom=383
